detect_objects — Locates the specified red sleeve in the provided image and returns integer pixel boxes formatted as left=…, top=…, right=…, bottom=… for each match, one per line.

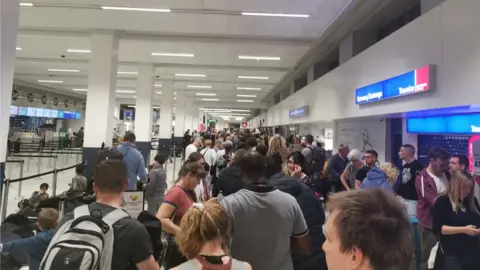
left=163, top=187, right=183, bottom=208
left=415, top=173, right=437, bottom=207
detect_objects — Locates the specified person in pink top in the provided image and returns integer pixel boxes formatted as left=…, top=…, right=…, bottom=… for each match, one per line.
left=415, top=146, right=450, bottom=270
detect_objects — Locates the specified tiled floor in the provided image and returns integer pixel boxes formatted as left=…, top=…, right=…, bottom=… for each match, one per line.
left=1, top=151, right=182, bottom=221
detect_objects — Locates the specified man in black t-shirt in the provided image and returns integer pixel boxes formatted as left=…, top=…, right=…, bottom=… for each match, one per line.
left=354, top=150, right=378, bottom=188
left=394, top=144, right=424, bottom=217
left=55, top=160, right=159, bottom=270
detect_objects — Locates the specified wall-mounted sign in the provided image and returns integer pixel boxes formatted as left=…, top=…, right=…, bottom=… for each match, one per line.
left=355, top=65, right=434, bottom=105
left=289, top=105, right=309, bottom=118
left=407, top=113, right=480, bottom=134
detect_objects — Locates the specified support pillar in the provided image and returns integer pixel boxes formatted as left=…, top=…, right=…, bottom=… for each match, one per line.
left=184, top=98, right=193, bottom=134
left=158, top=80, right=174, bottom=156
left=173, top=89, right=186, bottom=146
left=135, top=64, right=154, bottom=166
left=83, top=33, right=119, bottom=180
left=0, top=0, right=20, bottom=200
left=307, top=66, right=315, bottom=84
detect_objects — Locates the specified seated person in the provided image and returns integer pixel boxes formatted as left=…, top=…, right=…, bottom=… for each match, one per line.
left=29, top=183, right=50, bottom=208
left=0, top=208, right=59, bottom=270
left=70, top=164, right=87, bottom=192
left=173, top=199, right=252, bottom=270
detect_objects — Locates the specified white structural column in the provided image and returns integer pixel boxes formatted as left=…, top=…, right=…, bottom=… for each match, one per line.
left=83, top=33, right=119, bottom=148
left=192, top=104, right=200, bottom=132
left=174, top=89, right=186, bottom=138
left=0, top=0, right=19, bottom=165
left=135, top=64, right=154, bottom=142
left=158, top=80, right=174, bottom=139
left=184, top=98, right=193, bottom=132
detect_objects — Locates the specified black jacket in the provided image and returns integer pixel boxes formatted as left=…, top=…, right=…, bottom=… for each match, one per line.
left=213, top=164, right=244, bottom=197
left=269, top=173, right=327, bottom=270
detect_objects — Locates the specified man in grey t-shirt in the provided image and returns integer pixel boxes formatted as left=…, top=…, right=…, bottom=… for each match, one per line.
left=220, top=151, right=310, bottom=270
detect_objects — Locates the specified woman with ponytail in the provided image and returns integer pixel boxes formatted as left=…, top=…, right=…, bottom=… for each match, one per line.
left=172, top=199, right=251, bottom=270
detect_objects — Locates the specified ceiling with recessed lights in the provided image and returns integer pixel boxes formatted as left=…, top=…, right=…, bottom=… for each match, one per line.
left=14, top=0, right=354, bottom=121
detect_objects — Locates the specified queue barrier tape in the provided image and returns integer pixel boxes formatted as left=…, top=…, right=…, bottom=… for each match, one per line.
left=8, top=170, right=56, bottom=183
left=11, top=155, right=58, bottom=158
left=5, top=160, right=25, bottom=163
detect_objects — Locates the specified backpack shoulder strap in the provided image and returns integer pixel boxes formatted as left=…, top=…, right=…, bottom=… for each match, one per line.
left=102, top=208, right=130, bottom=226
left=73, top=204, right=90, bottom=219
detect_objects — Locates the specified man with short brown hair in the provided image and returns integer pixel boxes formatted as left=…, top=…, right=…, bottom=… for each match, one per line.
left=323, top=189, right=413, bottom=270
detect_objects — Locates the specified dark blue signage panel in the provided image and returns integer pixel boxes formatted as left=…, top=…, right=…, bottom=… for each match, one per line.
left=57, top=110, right=65, bottom=119
left=407, top=113, right=480, bottom=134
left=289, top=105, right=309, bottom=118
left=355, top=65, right=434, bottom=104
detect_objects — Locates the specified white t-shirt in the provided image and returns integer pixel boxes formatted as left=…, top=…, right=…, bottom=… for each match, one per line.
left=427, top=171, right=448, bottom=194
left=185, top=144, right=197, bottom=161
left=200, top=148, right=217, bottom=167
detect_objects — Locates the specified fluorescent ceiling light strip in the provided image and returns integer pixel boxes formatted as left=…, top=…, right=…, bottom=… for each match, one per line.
left=48, top=69, right=80, bottom=72
left=196, top=93, right=216, bottom=96
left=238, top=55, right=281, bottom=61
left=241, top=12, right=309, bottom=18
left=175, top=73, right=206, bottom=77
left=102, top=6, right=171, bottom=12
left=117, top=71, right=138, bottom=75
left=236, top=87, right=262, bottom=91
left=152, top=52, right=194, bottom=57
left=73, top=88, right=88, bottom=92
left=67, top=49, right=91, bottom=53
left=20, top=3, right=34, bottom=6
left=16, top=47, right=22, bottom=51
left=116, top=90, right=136, bottom=93
left=154, top=84, right=162, bottom=87
left=237, top=100, right=254, bottom=103
left=156, top=91, right=162, bottom=94
left=202, top=98, right=219, bottom=101
left=188, top=85, right=211, bottom=89
left=237, top=94, right=257, bottom=98
left=238, top=76, right=269, bottom=80
left=38, top=80, right=63, bottom=83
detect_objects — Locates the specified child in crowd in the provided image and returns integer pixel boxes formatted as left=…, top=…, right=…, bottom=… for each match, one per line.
left=71, top=164, right=87, bottom=192
left=0, top=208, right=59, bottom=270
left=30, top=183, right=50, bottom=208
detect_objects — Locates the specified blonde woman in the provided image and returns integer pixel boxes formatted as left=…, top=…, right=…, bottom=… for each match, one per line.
left=267, top=134, right=290, bottom=174
left=432, top=171, right=480, bottom=270
left=360, top=162, right=398, bottom=192
left=172, top=199, right=252, bottom=270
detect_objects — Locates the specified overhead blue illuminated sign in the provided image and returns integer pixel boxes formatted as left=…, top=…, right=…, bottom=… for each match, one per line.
left=289, top=105, right=309, bottom=118
left=407, top=113, right=480, bottom=134
left=355, top=65, right=435, bottom=105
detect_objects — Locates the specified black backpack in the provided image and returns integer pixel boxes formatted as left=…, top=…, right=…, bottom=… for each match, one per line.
left=308, top=146, right=326, bottom=175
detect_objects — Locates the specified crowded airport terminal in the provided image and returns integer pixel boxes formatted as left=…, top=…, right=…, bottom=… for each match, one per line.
left=1, top=0, right=480, bottom=269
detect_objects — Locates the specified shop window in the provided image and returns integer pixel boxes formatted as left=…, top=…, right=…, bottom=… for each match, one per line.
left=417, top=135, right=469, bottom=167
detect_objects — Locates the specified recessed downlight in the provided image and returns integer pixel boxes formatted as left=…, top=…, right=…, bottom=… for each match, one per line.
left=152, top=52, right=194, bottom=57
left=238, top=55, right=280, bottom=61
left=48, top=69, right=80, bottom=73
left=67, top=49, right=91, bottom=53
left=20, top=3, right=34, bottom=6
left=238, top=76, right=269, bottom=80
left=101, top=6, right=171, bottom=12
left=236, top=87, right=262, bottom=91
left=241, top=12, right=309, bottom=18
left=117, top=71, right=138, bottom=75
left=175, top=74, right=206, bottom=77
left=38, top=80, right=63, bottom=83
left=16, top=47, right=22, bottom=51
left=188, top=85, right=212, bottom=89
left=116, top=90, right=136, bottom=93
left=156, top=91, right=162, bottom=94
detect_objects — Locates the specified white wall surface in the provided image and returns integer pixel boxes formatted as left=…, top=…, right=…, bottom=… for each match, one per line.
left=335, top=118, right=387, bottom=163
left=64, top=118, right=84, bottom=133
left=263, top=0, right=480, bottom=126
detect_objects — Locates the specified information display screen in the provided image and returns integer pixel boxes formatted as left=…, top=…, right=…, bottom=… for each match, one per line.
left=18, top=107, right=27, bottom=116
left=75, top=112, right=81, bottom=120
left=35, top=108, right=44, bottom=117
left=27, top=107, right=35, bottom=116
left=50, top=109, right=58, bottom=118
left=407, top=113, right=480, bottom=134
left=10, top=105, right=18, bottom=115
left=57, top=110, right=64, bottom=119
left=355, top=65, right=434, bottom=105
left=43, top=109, right=51, bottom=118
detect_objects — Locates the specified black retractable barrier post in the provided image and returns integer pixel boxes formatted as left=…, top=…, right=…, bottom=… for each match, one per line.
left=16, top=161, right=24, bottom=199
left=1, top=179, right=10, bottom=221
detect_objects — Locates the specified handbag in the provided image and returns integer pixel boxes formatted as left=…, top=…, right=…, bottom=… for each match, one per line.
left=158, top=188, right=186, bottom=267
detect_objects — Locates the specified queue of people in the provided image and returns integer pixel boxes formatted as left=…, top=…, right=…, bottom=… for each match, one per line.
left=6, top=128, right=470, bottom=270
